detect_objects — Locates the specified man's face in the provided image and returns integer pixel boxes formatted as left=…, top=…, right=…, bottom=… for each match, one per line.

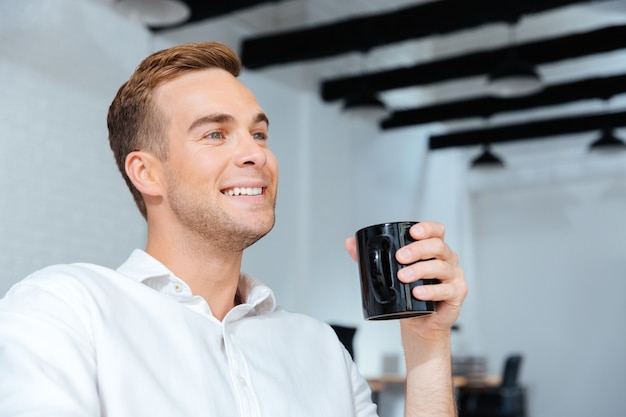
left=153, top=68, right=278, bottom=251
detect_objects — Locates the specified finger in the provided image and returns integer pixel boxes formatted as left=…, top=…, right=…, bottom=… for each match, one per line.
left=409, top=221, right=445, bottom=241
left=396, top=237, right=458, bottom=265
left=344, top=237, right=358, bottom=262
left=397, top=258, right=457, bottom=284
left=412, top=266, right=467, bottom=304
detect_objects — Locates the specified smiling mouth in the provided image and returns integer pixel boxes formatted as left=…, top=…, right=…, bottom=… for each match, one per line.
left=221, top=187, right=264, bottom=196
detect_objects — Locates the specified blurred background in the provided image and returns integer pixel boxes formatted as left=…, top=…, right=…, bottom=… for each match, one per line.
left=1, top=1, right=626, bottom=416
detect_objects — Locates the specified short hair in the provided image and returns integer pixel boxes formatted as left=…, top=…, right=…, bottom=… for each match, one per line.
left=107, top=42, right=241, bottom=219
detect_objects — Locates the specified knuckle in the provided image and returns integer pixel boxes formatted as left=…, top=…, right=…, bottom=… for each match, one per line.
left=435, top=239, right=447, bottom=253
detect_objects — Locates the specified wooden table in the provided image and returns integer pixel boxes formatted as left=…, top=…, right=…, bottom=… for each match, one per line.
left=367, top=374, right=501, bottom=393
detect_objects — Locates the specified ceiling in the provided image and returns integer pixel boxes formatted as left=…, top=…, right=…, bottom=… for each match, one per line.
left=107, top=0, right=626, bottom=151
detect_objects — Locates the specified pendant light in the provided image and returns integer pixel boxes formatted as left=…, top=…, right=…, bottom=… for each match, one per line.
left=342, top=86, right=388, bottom=121
left=588, top=98, right=626, bottom=154
left=487, top=23, right=543, bottom=98
left=589, top=127, right=626, bottom=154
left=471, top=143, right=505, bottom=169
left=342, top=42, right=388, bottom=122
left=487, top=49, right=543, bottom=98
left=115, top=0, right=191, bottom=28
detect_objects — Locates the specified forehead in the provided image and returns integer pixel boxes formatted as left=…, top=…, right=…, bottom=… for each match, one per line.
left=153, top=68, right=262, bottom=119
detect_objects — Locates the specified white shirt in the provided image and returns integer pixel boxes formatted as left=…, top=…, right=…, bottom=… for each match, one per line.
left=0, top=250, right=377, bottom=417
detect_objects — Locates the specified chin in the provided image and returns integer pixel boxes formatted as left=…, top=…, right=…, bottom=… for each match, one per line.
left=256, top=217, right=276, bottom=239
left=240, top=217, right=275, bottom=249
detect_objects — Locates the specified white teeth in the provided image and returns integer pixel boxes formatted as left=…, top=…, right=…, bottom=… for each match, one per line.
left=223, top=187, right=263, bottom=196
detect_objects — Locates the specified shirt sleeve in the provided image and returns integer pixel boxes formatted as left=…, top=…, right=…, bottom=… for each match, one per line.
left=0, top=269, right=100, bottom=417
left=342, top=346, right=379, bottom=417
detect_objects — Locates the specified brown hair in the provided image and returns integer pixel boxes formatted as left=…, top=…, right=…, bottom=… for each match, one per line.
left=107, top=42, right=241, bottom=219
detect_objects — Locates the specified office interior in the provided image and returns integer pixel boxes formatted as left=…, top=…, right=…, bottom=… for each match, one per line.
left=1, top=1, right=625, bottom=416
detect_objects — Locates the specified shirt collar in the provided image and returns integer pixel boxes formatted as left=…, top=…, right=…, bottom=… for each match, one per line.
left=117, top=249, right=277, bottom=315
left=117, top=249, right=173, bottom=284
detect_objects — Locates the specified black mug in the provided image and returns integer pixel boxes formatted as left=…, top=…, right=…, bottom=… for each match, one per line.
left=356, top=221, right=438, bottom=320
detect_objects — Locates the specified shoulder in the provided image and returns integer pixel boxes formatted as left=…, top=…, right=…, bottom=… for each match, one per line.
left=1, top=262, right=132, bottom=311
left=11, top=262, right=115, bottom=289
left=262, top=308, right=343, bottom=344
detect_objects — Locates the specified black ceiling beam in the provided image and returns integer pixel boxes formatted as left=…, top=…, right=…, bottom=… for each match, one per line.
left=322, top=24, right=626, bottom=102
left=240, top=0, right=595, bottom=69
left=428, top=110, right=626, bottom=150
left=381, top=73, right=626, bottom=130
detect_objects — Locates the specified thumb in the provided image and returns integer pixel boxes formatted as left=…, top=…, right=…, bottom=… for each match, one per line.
left=344, top=237, right=358, bottom=262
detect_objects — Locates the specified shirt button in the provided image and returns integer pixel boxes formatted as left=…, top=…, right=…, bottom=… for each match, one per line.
left=174, top=284, right=182, bottom=292
left=237, top=375, right=248, bottom=387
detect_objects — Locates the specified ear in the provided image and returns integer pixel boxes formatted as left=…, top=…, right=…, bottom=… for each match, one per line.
left=125, top=151, right=164, bottom=198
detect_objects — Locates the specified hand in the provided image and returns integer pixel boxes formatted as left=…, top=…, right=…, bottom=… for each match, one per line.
left=344, top=221, right=467, bottom=341
left=346, top=221, right=466, bottom=416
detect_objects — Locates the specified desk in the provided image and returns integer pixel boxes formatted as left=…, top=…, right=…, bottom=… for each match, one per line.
left=367, top=374, right=406, bottom=393
left=367, top=374, right=501, bottom=393
left=367, top=374, right=502, bottom=408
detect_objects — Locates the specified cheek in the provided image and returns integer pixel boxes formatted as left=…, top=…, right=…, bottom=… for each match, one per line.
left=266, top=151, right=279, bottom=176
left=191, top=152, right=229, bottom=179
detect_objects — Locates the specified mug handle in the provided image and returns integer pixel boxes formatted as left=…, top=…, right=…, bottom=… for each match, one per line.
left=368, top=235, right=397, bottom=304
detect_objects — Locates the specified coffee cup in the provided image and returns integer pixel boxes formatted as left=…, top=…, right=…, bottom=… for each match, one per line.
left=355, top=221, right=438, bottom=320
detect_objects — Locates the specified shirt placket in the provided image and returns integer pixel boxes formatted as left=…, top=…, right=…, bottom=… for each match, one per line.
left=223, top=324, right=261, bottom=417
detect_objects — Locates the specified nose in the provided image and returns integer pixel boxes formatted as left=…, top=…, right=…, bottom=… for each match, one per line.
left=233, top=133, right=268, bottom=168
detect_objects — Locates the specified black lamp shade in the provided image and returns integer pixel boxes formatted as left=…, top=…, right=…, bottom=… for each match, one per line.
left=589, top=128, right=626, bottom=153
left=342, top=90, right=388, bottom=121
left=487, top=50, right=543, bottom=98
left=471, top=144, right=505, bottom=169
left=343, top=90, right=386, bottom=111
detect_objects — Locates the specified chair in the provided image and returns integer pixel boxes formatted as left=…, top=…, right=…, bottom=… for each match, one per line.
left=329, top=324, right=357, bottom=361
left=458, top=354, right=527, bottom=417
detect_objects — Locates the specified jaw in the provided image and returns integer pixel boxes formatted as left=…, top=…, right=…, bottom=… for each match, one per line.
left=219, top=186, right=276, bottom=223
left=219, top=193, right=277, bottom=249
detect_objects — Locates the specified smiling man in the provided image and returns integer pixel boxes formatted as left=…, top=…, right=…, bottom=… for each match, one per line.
left=0, top=42, right=467, bottom=417
left=122, top=66, right=279, bottom=321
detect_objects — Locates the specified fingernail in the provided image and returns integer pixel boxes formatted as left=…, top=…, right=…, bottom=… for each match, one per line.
left=398, top=266, right=414, bottom=281
left=414, top=285, right=427, bottom=299
left=398, top=248, right=411, bottom=262
left=413, top=224, right=425, bottom=238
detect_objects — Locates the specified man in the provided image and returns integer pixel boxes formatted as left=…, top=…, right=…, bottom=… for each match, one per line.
left=0, top=42, right=467, bottom=416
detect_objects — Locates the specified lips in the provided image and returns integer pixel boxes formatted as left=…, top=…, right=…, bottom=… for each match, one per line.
left=221, top=187, right=263, bottom=196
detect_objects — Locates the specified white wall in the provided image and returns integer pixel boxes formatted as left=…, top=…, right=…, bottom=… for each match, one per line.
left=465, top=136, right=626, bottom=417
left=0, top=0, right=150, bottom=290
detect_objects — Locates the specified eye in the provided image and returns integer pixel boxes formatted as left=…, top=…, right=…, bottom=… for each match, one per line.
left=252, top=131, right=268, bottom=141
left=203, top=131, right=225, bottom=140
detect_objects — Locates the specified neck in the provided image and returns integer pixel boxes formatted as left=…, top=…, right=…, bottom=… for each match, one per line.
left=145, top=224, right=244, bottom=321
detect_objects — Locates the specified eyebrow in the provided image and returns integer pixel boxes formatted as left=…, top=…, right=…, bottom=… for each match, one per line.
left=255, top=112, right=270, bottom=127
left=187, top=112, right=269, bottom=133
